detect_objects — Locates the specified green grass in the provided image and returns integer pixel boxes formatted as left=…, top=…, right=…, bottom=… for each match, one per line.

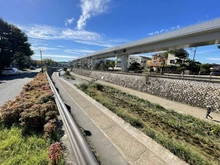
left=63, top=71, right=75, bottom=80
left=76, top=82, right=220, bottom=165
left=0, top=126, right=50, bottom=165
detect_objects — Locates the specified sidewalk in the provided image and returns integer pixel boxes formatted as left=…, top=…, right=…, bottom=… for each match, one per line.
left=53, top=72, right=188, bottom=165
left=70, top=71, right=220, bottom=124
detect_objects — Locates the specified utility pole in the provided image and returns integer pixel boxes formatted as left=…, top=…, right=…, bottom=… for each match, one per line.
left=39, top=48, right=43, bottom=72
left=193, top=47, right=197, bottom=61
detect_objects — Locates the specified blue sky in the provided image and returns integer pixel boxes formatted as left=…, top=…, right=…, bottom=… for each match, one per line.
left=0, top=0, right=220, bottom=64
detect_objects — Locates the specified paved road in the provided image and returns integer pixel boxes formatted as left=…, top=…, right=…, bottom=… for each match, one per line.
left=0, top=69, right=40, bottom=107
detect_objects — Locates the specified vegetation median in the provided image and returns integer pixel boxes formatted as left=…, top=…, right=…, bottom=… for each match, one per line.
left=0, top=72, right=64, bottom=165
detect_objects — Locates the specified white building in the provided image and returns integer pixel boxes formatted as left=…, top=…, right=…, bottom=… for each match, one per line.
left=166, top=53, right=179, bottom=66
left=115, top=55, right=150, bottom=68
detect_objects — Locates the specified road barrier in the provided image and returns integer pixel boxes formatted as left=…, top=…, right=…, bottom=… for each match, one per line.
left=46, top=72, right=99, bottom=165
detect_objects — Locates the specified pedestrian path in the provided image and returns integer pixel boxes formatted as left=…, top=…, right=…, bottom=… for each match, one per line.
left=53, top=72, right=187, bottom=165
left=70, top=71, right=220, bottom=125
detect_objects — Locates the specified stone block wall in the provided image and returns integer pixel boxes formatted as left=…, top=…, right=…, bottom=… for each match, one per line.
left=72, top=69, right=220, bottom=112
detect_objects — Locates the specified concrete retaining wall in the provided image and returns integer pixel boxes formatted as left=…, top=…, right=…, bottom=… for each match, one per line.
left=72, top=69, right=220, bottom=112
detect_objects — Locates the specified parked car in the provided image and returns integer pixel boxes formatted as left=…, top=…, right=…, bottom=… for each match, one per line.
left=30, top=66, right=36, bottom=70
left=210, top=71, right=220, bottom=76
left=1, top=67, right=20, bottom=76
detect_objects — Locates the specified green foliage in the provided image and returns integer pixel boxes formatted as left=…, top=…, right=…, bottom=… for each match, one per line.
left=63, top=71, right=75, bottom=80
left=77, top=82, right=220, bottom=165
left=12, top=55, right=32, bottom=70
left=0, top=72, right=64, bottom=164
left=200, top=63, right=212, bottom=73
left=168, top=49, right=189, bottom=61
left=93, top=60, right=115, bottom=70
left=65, top=71, right=71, bottom=76
left=108, top=60, right=115, bottom=70
left=43, top=58, right=59, bottom=67
left=78, top=83, right=88, bottom=91
left=96, top=84, right=104, bottom=91
left=177, top=66, right=186, bottom=72
left=162, top=51, right=168, bottom=59
left=63, top=66, right=67, bottom=71
left=0, top=18, right=33, bottom=69
left=128, top=62, right=143, bottom=72
left=0, top=126, right=50, bottom=165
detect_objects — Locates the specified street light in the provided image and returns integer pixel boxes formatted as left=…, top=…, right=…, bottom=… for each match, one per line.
left=39, top=48, right=43, bottom=72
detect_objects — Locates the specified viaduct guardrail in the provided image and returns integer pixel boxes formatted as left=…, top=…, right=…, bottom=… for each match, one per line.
left=46, top=72, right=99, bottom=165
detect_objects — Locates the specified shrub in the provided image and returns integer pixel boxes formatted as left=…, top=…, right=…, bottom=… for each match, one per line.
left=80, top=83, right=88, bottom=91
left=65, top=71, right=70, bottom=76
left=48, top=142, right=64, bottom=165
left=0, top=72, right=64, bottom=164
left=96, top=84, right=104, bottom=91
left=63, top=67, right=67, bottom=72
left=44, top=119, right=58, bottom=140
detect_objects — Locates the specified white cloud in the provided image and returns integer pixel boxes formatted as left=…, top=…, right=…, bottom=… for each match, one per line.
left=18, top=23, right=126, bottom=48
left=18, top=24, right=59, bottom=40
left=32, top=54, right=77, bottom=59
left=31, top=46, right=59, bottom=51
left=61, top=28, right=102, bottom=41
left=206, top=58, right=220, bottom=61
left=65, top=18, right=74, bottom=26
left=57, top=45, right=65, bottom=48
left=77, top=0, right=111, bottom=30
left=64, top=49, right=95, bottom=54
left=148, top=25, right=180, bottom=36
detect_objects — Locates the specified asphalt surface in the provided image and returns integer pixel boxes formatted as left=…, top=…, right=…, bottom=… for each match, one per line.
left=52, top=72, right=188, bottom=165
left=0, top=69, right=40, bottom=107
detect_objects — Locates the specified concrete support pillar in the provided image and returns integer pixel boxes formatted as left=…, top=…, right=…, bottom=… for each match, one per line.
left=121, top=55, right=128, bottom=72
left=91, top=59, right=95, bottom=70
left=74, top=61, right=77, bottom=68
left=80, top=60, right=84, bottom=69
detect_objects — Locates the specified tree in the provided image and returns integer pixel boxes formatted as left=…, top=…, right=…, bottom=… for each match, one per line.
left=128, top=62, right=143, bottom=72
left=43, top=58, right=58, bottom=67
left=186, top=59, right=201, bottom=73
left=0, top=18, right=33, bottom=70
left=108, top=60, right=115, bottom=70
left=200, top=63, right=212, bottom=73
left=13, top=55, right=32, bottom=69
left=168, top=49, right=189, bottom=63
left=162, top=51, right=169, bottom=60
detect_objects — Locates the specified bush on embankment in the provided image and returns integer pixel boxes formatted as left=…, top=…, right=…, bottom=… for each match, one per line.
left=76, top=82, right=220, bottom=165
left=0, top=72, right=64, bottom=165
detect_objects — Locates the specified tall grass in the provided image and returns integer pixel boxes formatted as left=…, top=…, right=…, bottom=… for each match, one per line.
left=0, top=126, right=49, bottom=165
left=76, top=82, right=220, bottom=165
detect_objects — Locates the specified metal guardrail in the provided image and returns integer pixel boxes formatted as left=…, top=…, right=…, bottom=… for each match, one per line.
left=46, top=72, right=99, bottom=165
left=151, top=73, right=220, bottom=83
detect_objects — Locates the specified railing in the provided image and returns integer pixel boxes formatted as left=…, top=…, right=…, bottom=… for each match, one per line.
left=151, top=73, right=220, bottom=83
left=46, top=72, right=99, bottom=165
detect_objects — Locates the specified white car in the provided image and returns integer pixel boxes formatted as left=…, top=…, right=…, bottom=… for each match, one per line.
left=1, top=67, right=20, bottom=76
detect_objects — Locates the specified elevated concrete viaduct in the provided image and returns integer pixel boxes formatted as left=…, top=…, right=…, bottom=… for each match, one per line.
left=71, top=18, right=220, bottom=71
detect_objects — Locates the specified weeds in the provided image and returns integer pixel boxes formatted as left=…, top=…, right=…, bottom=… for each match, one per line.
left=77, top=82, right=220, bottom=165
